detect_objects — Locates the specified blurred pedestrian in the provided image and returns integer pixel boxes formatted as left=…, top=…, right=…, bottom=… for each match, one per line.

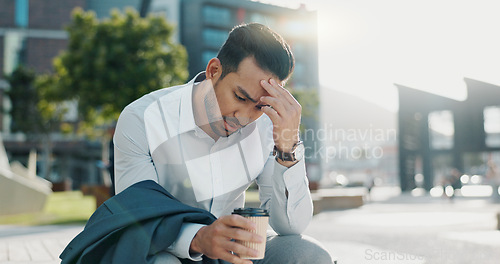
left=486, top=158, right=500, bottom=203
left=444, top=168, right=462, bottom=200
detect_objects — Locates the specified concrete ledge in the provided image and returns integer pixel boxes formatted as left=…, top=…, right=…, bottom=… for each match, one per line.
left=0, top=137, right=52, bottom=216
left=0, top=167, right=52, bottom=216
left=245, top=187, right=365, bottom=215
left=311, top=193, right=323, bottom=215
left=244, top=200, right=260, bottom=209
left=313, top=188, right=365, bottom=213
left=81, top=185, right=111, bottom=208
left=319, top=194, right=364, bottom=210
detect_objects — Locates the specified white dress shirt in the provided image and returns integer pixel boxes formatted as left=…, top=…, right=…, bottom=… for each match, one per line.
left=114, top=73, right=313, bottom=260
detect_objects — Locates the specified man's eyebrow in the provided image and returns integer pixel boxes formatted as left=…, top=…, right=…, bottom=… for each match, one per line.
left=237, top=86, right=258, bottom=103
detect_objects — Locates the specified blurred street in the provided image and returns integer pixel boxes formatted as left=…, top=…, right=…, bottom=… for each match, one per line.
left=1, top=186, right=499, bottom=263
left=305, top=186, right=500, bottom=264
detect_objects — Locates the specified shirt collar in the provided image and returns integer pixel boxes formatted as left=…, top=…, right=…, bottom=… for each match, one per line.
left=178, top=72, right=206, bottom=136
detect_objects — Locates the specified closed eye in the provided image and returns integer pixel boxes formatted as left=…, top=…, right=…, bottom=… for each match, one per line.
left=256, top=104, right=270, bottom=110
left=235, top=92, right=246, bottom=102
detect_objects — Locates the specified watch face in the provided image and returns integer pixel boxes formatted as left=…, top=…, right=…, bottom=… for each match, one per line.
left=294, top=143, right=305, bottom=161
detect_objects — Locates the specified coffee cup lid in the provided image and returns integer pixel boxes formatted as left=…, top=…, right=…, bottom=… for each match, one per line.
left=232, top=207, right=269, bottom=216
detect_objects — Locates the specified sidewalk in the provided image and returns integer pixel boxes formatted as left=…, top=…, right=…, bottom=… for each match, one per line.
left=304, top=187, right=500, bottom=264
left=0, top=225, right=83, bottom=263
left=1, top=187, right=499, bottom=263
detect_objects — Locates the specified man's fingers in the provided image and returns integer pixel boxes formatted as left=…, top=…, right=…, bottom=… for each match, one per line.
left=260, top=105, right=280, bottom=124
left=260, top=96, right=288, bottom=116
left=229, top=228, right=264, bottom=244
left=269, top=78, right=296, bottom=105
left=260, top=79, right=292, bottom=105
left=193, top=217, right=263, bottom=264
left=218, top=215, right=263, bottom=243
left=219, top=250, right=253, bottom=264
left=220, top=239, right=260, bottom=260
left=219, top=215, right=256, bottom=230
left=267, top=78, right=289, bottom=98
left=261, top=79, right=297, bottom=106
left=260, top=79, right=281, bottom=98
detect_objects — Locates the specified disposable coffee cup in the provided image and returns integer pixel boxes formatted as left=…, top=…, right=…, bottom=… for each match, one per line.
left=232, top=207, right=269, bottom=259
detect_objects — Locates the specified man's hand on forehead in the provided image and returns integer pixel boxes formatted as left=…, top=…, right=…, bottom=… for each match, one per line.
left=259, top=78, right=301, bottom=153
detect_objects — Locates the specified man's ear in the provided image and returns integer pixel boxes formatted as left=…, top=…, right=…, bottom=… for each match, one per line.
left=205, top=58, right=222, bottom=81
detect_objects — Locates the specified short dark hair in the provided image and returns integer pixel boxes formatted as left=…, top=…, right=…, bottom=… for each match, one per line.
left=217, top=23, right=295, bottom=82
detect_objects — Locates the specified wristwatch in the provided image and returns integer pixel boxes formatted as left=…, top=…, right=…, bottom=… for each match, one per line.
left=273, top=141, right=305, bottom=162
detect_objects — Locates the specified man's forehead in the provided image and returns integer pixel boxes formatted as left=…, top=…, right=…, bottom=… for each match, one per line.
left=237, top=83, right=270, bottom=101
left=236, top=86, right=258, bottom=103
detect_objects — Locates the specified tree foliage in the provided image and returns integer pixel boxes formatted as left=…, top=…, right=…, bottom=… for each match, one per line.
left=5, top=68, right=64, bottom=171
left=51, top=7, right=188, bottom=126
left=5, top=67, right=41, bottom=135
left=291, top=89, right=319, bottom=121
left=6, top=67, right=67, bottom=138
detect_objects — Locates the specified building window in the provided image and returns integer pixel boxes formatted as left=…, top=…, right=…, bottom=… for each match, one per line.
left=428, top=110, right=454, bottom=149
left=202, top=5, right=231, bottom=26
left=202, top=28, right=227, bottom=48
left=15, top=0, right=29, bottom=28
left=484, top=106, right=500, bottom=147
left=4, top=32, right=26, bottom=74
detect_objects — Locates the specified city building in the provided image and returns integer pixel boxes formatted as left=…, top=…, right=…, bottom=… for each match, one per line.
left=397, top=79, right=500, bottom=191
left=0, top=0, right=150, bottom=132
left=87, top=0, right=146, bottom=19
left=0, top=0, right=322, bottom=187
left=319, top=87, right=398, bottom=189
left=0, top=0, right=141, bottom=189
left=0, top=0, right=77, bottom=131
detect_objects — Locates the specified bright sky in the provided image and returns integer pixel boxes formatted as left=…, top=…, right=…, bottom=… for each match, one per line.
left=261, top=0, right=500, bottom=111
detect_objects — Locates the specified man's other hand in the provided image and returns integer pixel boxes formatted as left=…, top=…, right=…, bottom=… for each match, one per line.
left=190, top=214, right=264, bottom=264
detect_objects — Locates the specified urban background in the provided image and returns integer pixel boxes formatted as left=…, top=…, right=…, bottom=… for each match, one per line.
left=1, top=0, right=500, bottom=205
left=1, top=1, right=500, bottom=263
left=0, top=0, right=323, bottom=194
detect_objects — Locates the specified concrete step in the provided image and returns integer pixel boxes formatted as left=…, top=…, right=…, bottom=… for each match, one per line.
left=312, top=188, right=365, bottom=214
left=245, top=187, right=366, bottom=215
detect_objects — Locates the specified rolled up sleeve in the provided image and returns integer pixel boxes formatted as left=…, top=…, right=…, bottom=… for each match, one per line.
left=256, top=157, right=313, bottom=235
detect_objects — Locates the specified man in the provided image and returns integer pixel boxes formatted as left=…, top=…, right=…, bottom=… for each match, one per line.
left=114, top=23, right=332, bottom=264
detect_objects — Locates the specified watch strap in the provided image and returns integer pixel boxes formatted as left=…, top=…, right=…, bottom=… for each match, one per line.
left=273, top=141, right=303, bottom=162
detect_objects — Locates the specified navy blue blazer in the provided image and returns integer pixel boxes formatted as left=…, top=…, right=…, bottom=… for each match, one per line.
left=60, top=180, right=222, bottom=264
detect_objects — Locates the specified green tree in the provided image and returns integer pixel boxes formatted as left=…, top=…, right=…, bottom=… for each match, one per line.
left=5, top=67, right=66, bottom=136
left=5, top=67, right=67, bottom=180
left=5, top=67, right=41, bottom=136
left=291, top=89, right=319, bottom=122
left=51, top=7, right=188, bottom=130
